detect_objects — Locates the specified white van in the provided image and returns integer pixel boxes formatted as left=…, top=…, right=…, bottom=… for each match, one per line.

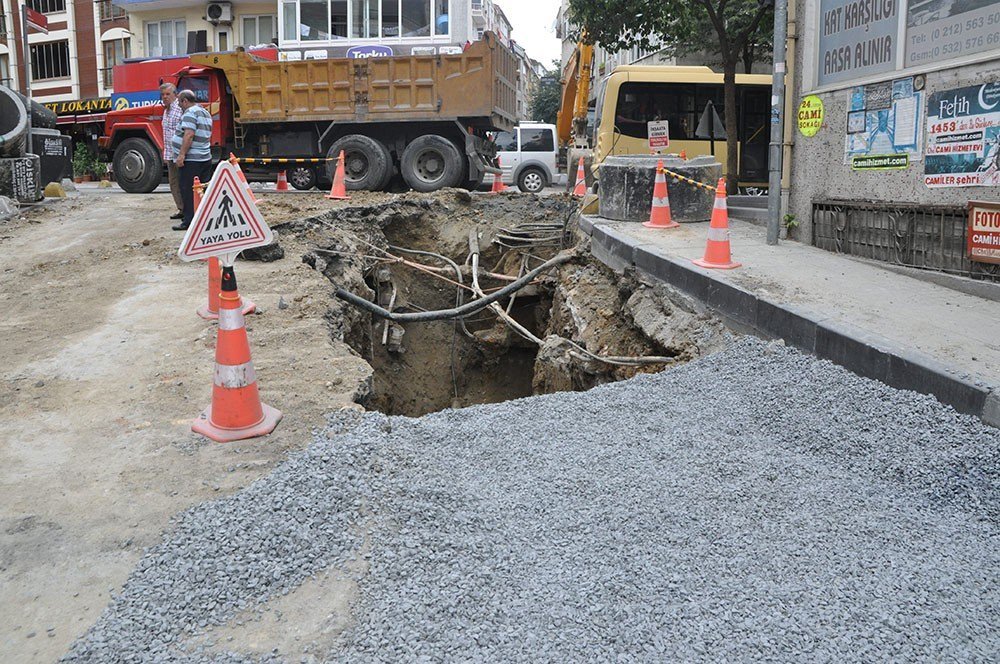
left=492, top=123, right=566, bottom=193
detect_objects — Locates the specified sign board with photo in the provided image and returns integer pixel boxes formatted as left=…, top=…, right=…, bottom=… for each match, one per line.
left=925, top=82, right=1000, bottom=188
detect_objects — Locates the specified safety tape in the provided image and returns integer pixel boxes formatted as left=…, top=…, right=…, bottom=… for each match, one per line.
left=218, top=307, right=245, bottom=331
left=214, top=362, right=257, bottom=389
left=661, top=167, right=717, bottom=192
left=233, top=157, right=336, bottom=164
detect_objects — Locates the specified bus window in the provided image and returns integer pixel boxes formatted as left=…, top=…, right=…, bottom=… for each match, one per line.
left=614, top=82, right=728, bottom=141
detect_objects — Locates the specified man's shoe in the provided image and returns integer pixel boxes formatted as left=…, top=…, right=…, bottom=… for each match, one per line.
left=170, top=211, right=183, bottom=220
left=172, top=222, right=190, bottom=231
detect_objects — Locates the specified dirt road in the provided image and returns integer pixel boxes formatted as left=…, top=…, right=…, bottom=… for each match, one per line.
left=0, top=191, right=370, bottom=662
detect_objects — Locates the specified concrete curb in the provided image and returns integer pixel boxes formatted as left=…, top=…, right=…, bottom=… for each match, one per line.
left=581, top=214, right=999, bottom=427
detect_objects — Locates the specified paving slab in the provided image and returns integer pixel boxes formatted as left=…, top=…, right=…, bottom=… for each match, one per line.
left=582, top=215, right=1000, bottom=425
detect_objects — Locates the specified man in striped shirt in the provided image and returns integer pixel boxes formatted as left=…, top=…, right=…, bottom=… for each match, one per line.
left=171, top=89, right=214, bottom=231
left=159, top=83, right=184, bottom=221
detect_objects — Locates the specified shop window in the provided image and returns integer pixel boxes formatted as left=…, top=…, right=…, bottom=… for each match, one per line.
left=242, top=15, right=277, bottom=45
left=331, top=0, right=348, bottom=38
left=381, top=0, right=400, bottom=37
left=401, top=0, right=430, bottom=37
left=146, top=19, right=186, bottom=57
left=300, top=0, right=328, bottom=40
left=351, top=0, right=377, bottom=38
left=30, top=40, right=71, bottom=80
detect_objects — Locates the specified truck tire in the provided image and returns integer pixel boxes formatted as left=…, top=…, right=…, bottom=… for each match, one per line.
left=113, top=137, right=163, bottom=193
left=328, top=135, right=390, bottom=191
left=400, top=135, right=463, bottom=192
left=288, top=166, right=317, bottom=190
left=517, top=167, right=547, bottom=193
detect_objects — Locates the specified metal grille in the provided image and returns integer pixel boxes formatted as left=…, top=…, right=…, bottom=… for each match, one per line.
left=812, top=200, right=1000, bottom=282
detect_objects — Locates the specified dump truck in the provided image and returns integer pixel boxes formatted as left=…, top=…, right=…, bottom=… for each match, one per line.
left=98, top=33, right=517, bottom=193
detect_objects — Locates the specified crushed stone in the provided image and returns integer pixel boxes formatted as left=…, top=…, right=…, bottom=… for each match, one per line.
left=65, top=338, right=1000, bottom=662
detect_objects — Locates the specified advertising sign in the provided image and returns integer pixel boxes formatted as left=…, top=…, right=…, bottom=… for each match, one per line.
left=967, top=200, right=1000, bottom=263
left=111, top=91, right=162, bottom=111
left=818, top=0, right=900, bottom=87
left=43, top=97, right=112, bottom=116
left=798, top=95, right=825, bottom=136
left=905, top=0, right=1000, bottom=68
left=845, top=76, right=922, bottom=167
left=647, top=120, right=670, bottom=150
left=925, top=82, right=1000, bottom=187
left=25, top=7, right=48, bottom=34
left=347, top=45, right=393, bottom=58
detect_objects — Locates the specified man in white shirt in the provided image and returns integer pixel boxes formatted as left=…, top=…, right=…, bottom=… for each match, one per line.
left=160, top=83, right=184, bottom=221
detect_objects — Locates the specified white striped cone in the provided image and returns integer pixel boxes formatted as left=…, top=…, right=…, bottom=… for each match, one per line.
left=692, top=178, right=741, bottom=269
left=572, top=157, right=587, bottom=196
left=643, top=161, right=678, bottom=229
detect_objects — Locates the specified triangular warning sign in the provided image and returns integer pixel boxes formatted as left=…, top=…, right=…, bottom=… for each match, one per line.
left=178, top=161, right=273, bottom=262
left=695, top=101, right=727, bottom=140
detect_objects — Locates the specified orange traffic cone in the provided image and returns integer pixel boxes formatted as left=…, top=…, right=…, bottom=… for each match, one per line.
left=643, top=161, right=678, bottom=229
left=679, top=149, right=687, bottom=160
left=276, top=170, right=289, bottom=191
left=194, top=177, right=255, bottom=320
left=692, top=178, right=741, bottom=269
left=491, top=157, right=507, bottom=193
left=326, top=150, right=350, bottom=200
left=192, top=264, right=282, bottom=442
left=572, top=157, right=587, bottom=197
left=229, top=153, right=256, bottom=201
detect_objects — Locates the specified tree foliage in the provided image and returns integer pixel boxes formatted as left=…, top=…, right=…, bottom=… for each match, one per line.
left=530, top=67, right=562, bottom=125
left=568, top=0, right=774, bottom=190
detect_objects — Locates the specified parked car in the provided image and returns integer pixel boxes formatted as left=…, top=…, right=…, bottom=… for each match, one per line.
left=493, top=123, right=567, bottom=193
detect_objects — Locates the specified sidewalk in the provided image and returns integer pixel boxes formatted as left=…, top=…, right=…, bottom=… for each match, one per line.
left=580, top=214, right=1000, bottom=426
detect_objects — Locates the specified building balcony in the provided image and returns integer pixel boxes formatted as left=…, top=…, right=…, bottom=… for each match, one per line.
left=110, top=0, right=206, bottom=9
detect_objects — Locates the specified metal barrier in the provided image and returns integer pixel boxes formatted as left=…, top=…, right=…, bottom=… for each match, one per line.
left=812, top=200, right=1000, bottom=282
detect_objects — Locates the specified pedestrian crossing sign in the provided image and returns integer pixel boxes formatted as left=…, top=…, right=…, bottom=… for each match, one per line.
left=178, top=160, right=272, bottom=263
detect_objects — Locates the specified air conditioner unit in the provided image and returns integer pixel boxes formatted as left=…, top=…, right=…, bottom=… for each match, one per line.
left=206, top=2, right=233, bottom=24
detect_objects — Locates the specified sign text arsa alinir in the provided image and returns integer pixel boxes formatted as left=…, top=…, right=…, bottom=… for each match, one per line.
left=178, top=161, right=273, bottom=263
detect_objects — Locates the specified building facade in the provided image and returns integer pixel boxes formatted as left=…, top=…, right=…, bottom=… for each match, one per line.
left=1, top=0, right=130, bottom=102
left=114, top=0, right=517, bottom=59
left=786, top=0, right=1000, bottom=279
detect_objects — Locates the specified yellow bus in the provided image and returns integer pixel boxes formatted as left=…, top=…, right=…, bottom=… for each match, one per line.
left=593, top=65, right=772, bottom=187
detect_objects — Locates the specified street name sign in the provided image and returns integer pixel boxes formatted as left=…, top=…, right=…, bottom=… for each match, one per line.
left=178, top=160, right=272, bottom=264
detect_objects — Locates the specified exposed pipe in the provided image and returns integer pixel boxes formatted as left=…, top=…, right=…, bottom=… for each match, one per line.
left=334, top=252, right=575, bottom=322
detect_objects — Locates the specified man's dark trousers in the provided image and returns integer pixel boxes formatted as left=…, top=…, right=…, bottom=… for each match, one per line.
left=179, top=159, right=214, bottom=226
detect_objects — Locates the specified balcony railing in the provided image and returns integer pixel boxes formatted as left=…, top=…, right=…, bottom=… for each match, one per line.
left=0, top=14, right=7, bottom=38
left=98, top=0, right=126, bottom=21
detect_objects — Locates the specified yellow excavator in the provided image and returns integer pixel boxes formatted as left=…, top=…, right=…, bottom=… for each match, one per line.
left=557, top=35, right=595, bottom=191
left=557, top=35, right=594, bottom=150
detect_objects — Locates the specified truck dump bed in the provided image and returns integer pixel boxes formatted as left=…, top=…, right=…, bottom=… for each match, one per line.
left=191, top=34, right=517, bottom=131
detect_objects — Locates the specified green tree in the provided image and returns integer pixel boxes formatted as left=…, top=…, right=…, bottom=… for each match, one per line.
left=530, top=65, right=562, bottom=125
left=568, top=0, right=774, bottom=191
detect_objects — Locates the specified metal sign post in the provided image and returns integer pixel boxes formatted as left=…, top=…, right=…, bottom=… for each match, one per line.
left=21, top=10, right=32, bottom=155
left=767, top=0, right=788, bottom=246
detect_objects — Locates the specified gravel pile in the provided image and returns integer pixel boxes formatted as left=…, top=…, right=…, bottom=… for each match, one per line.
left=66, top=338, right=1000, bottom=662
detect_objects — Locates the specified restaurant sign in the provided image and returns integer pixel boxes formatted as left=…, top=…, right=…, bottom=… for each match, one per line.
left=43, top=97, right=112, bottom=116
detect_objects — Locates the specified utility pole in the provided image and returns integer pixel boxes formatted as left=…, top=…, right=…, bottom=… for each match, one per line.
left=766, top=0, right=787, bottom=246
left=21, top=9, right=33, bottom=156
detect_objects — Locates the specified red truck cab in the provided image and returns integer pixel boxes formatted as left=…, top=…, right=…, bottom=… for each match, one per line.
left=98, top=50, right=274, bottom=193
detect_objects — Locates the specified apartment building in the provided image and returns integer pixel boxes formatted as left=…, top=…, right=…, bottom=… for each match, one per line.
left=114, top=0, right=515, bottom=60
left=1, top=0, right=131, bottom=102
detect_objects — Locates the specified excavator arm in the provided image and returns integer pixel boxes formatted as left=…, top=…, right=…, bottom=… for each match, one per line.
left=556, top=36, right=594, bottom=148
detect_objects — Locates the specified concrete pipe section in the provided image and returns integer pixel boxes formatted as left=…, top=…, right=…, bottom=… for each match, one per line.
left=598, top=154, right=721, bottom=223
left=0, top=85, right=28, bottom=158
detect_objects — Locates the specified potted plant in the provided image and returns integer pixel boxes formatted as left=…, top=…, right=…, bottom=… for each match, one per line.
left=94, top=161, right=109, bottom=181
left=71, top=144, right=92, bottom=184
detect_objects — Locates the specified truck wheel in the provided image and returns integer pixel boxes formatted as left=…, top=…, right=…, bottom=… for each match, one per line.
left=288, top=166, right=316, bottom=190
left=328, top=135, right=390, bottom=191
left=400, top=135, right=463, bottom=192
left=113, top=137, right=162, bottom=193
left=517, top=167, right=547, bottom=193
